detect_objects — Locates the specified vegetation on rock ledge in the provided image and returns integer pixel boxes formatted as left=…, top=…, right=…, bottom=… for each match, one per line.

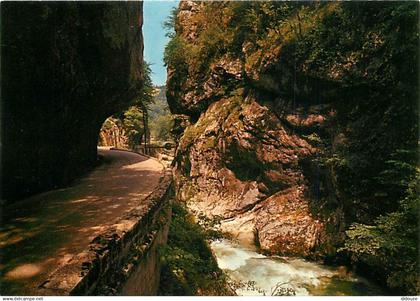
left=158, top=202, right=233, bottom=296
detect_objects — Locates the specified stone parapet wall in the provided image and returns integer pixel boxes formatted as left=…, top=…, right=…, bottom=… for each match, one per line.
left=39, top=171, right=173, bottom=296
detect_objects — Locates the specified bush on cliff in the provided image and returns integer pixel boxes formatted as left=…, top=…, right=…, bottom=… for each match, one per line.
left=158, top=202, right=232, bottom=296
left=343, top=166, right=419, bottom=295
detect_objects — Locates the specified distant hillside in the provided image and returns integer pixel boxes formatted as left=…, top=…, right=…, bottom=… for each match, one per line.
left=150, top=86, right=168, bottom=120
left=149, top=85, right=173, bottom=142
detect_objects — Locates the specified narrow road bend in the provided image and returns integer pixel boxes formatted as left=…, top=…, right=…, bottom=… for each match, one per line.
left=0, top=148, right=164, bottom=295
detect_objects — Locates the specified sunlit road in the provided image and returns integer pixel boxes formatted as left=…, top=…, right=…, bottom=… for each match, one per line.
left=0, top=148, right=164, bottom=295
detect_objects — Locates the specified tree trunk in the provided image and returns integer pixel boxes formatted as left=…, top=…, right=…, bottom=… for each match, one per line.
left=142, top=105, right=148, bottom=155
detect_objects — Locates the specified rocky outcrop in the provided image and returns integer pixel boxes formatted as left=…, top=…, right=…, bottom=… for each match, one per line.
left=98, top=118, right=128, bottom=149
left=166, top=1, right=338, bottom=257
left=167, top=1, right=417, bottom=257
left=173, top=92, right=333, bottom=256
left=1, top=2, right=144, bottom=202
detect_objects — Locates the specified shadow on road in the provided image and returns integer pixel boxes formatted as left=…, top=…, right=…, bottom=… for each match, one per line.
left=0, top=149, right=163, bottom=295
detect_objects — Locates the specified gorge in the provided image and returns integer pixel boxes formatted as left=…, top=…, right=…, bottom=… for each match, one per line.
left=0, top=0, right=418, bottom=297
left=164, top=0, right=419, bottom=295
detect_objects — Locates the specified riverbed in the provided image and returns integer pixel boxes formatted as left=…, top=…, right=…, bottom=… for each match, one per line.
left=211, top=239, right=386, bottom=296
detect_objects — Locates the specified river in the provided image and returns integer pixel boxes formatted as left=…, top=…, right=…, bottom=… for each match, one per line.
left=211, top=239, right=386, bottom=296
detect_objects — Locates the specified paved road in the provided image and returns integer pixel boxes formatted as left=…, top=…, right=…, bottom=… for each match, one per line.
left=0, top=148, right=163, bottom=295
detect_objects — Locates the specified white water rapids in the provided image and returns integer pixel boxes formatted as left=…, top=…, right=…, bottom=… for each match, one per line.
left=211, top=239, right=386, bottom=296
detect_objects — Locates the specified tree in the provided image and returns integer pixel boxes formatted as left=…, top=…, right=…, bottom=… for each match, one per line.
left=343, top=165, right=419, bottom=294
left=99, top=61, right=155, bottom=151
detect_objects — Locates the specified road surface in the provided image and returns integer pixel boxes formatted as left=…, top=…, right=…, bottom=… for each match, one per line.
left=0, top=148, right=164, bottom=295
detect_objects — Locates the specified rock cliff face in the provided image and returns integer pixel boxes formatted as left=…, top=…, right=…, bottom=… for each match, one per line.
left=167, top=1, right=417, bottom=257
left=98, top=118, right=128, bottom=149
left=169, top=1, right=332, bottom=257
left=174, top=94, right=333, bottom=256
left=1, top=2, right=144, bottom=201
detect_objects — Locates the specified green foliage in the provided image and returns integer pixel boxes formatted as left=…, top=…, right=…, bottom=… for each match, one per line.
left=378, top=150, right=418, bottom=190
left=158, top=202, right=232, bottom=296
left=343, top=169, right=420, bottom=294
left=100, top=61, right=155, bottom=149
left=122, top=106, right=144, bottom=149
left=303, top=133, right=323, bottom=145
left=148, top=86, right=168, bottom=119
left=135, top=62, right=155, bottom=109
left=164, top=35, right=187, bottom=69
left=163, top=7, right=179, bottom=39
left=288, top=2, right=419, bottom=224
left=149, top=86, right=174, bottom=142
left=150, top=114, right=173, bottom=141
left=295, top=5, right=418, bottom=293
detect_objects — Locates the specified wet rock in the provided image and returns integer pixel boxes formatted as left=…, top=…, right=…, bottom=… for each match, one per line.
left=254, top=188, right=325, bottom=256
